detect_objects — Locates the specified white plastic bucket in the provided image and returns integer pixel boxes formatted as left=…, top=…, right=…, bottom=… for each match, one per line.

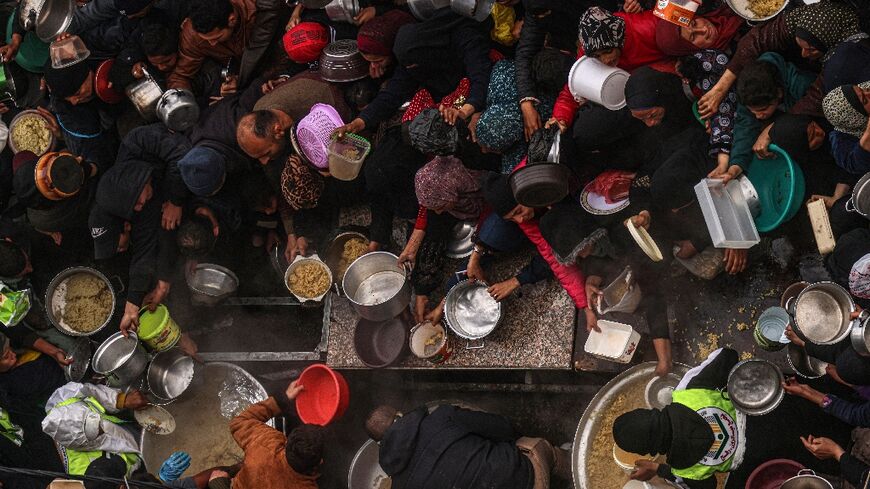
left=584, top=319, right=640, bottom=363
left=568, top=56, right=630, bottom=110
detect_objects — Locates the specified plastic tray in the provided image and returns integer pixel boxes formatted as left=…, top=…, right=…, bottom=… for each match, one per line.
left=694, top=178, right=760, bottom=249
left=584, top=319, right=640, bottom=363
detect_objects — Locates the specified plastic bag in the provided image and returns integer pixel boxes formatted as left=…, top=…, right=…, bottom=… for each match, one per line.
left=527, top=126, right=558, bottom=163
left=0, top=284, right=30, bottom=327
left=218, top=370, right=263, bottom=419
left=595, top=267, right=642, bottom=315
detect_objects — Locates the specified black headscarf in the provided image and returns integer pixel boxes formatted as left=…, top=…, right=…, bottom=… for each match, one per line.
left=769, top=113, right=814, bottom=161
left=625, top=67, right=694, bottom=134
left=539, top=201, right=607, bottom=265
left=822, top=39, right=870, bottom=94
left=650, top=144, right=711, bottom=210
left=613, top=408, right=673, bottom=458
left=481, top=172, right=518, bottom=216
left=786, top=2, right=865, bottom=62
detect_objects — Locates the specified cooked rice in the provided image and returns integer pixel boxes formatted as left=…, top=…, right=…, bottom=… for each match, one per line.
left=288, top=262, right=331, bottom=298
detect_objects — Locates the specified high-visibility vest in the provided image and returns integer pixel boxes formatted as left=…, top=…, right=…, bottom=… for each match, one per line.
left=52, top=397, right=140, bottom=477
left=0, top=407, right=22, bottom=446
left=669, top=389, right=741, bottom=481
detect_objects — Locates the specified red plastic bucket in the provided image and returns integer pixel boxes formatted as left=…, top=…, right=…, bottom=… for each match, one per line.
left=295, top=364, right=350, bottom=426
left=745, top=459, right=804, bottom=489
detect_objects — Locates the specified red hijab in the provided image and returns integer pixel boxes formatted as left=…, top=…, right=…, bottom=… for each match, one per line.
left=654, top=6, right=742, bottom=56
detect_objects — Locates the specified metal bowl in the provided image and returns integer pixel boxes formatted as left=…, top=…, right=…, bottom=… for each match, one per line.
left=727, top=359, right=784, bottom=416
left=186, top=264, right=239, bottom=306
left=644, top=372, right=680, bottom=409
left=8, top=109, right=56, bottom=156
left=45, top=267, right=116, bottom=337
left=724, top=0, right=788, bottom=22
left=323, top=231, right=370, bottom=287
left=450, top=0, right=495, bottom=21
left=353, top=316, right=409, bottom=368
left=408, top=0, right=450, bottom=20
left=286, top=255, right=333, bottom=303
left=444, top=279, right=502, bottom=341
left=792, top=281, right=856, bottom=345
left=319, top=40, right=369, bottom=83
left=786, top=344, right=827, bottom=379
left=348, top=439, right=391, bottom=489
left=64, top=337, right=92, bottom=382
left=146, top=347, right=196, bottom=402
left=446, top=221, right=475, bottom=259
left=325, top=0, right=360, bottom=23
left=35, top=0, right=75, bottom=42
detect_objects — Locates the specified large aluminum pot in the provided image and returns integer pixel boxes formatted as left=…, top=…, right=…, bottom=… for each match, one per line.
left=341, top=251, right=411, bottom=321
left=347, top=439, right=390, bottom=489
left=45, top=266, right=116, bottom=337
left=849, top=314, right=870, bottom=357
left=787, top=281, right=857, bottom=346
left=93, top=332, right=150, bottom=388
left=157, top=89, right=199, bottom=132
left=407, top=0, right=450, bottom=20
left=125, top=67, right=163, bottom=121
left=146, top=347, right=196, bottom=402
left=780, top=469, right=834, bottom=489
left=846, top=171, right=870, bottom=218
left=35, top=0, right=75, bottom=42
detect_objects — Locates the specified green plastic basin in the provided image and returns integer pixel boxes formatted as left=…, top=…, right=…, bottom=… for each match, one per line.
left=746, top=144, right=806, bottom=233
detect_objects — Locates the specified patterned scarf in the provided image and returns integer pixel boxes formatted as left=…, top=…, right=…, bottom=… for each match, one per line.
left=414, top=156, right=484, bottom=220
left=823, top=81, right=870, bottom=137
left=786, top=2, right=867, bottom=62
left=280, top=156, right=324, bottom=211
left=850, top=253, right=870, bottom=300
left=577, top=7, right=625, bottom=55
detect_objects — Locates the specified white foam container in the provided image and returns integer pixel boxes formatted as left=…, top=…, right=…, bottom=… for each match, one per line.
left=694, top=178, right=760, bottom=249
left=567, top=56, right=630, bottom=110
left=584, top=319, right=640, bottom=363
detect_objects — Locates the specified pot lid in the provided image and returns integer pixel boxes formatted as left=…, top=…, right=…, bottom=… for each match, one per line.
left=445, top=280, right=501, bottom=340
left=445, top=221, right=475, bottom=259
left=63, top=337, right=91, bottom=382
left=134, top=405, right=176, bottom=435
left=624, top=219, right=663, bottom=262
left=727, top=359, right=784, bottom=415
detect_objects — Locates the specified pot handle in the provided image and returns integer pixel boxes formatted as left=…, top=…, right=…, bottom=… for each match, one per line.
left=846, top=197, right=857, bottom=213
left=796, top=469, right=817, bottom=476
left=455, top=270, right=468, bottom=282
left=109, top=275, right=125, bottom=295
left=784, top=296, right=796, bottom=317
left=465, top=339, right=485, bottom=350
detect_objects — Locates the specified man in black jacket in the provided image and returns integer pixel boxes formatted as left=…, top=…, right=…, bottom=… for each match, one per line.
left=365, top=403, right=569, bottom=489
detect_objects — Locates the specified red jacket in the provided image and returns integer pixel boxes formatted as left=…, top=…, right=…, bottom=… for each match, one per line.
left=552, top=10, right=672, bottom=125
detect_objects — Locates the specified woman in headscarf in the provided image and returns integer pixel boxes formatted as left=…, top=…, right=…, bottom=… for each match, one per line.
left=823, top=82, right=870, bottom=176
left=613, top=347, right=853, bottom=489
left=356, top=10, right=415, bottom=80
left=822, top=39, right=870, bottom=94
left=653, top=5, right=742, bottom=57
left=398, top=156, right=485, bottom=322
left=698, top=2, right=867, bottom=119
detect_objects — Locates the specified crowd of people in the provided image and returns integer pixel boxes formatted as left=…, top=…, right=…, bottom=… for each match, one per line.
left=1, top=0, right=870, bottom=486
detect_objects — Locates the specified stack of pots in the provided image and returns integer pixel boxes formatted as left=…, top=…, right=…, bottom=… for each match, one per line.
left=785, top=281, right=870, bottom=356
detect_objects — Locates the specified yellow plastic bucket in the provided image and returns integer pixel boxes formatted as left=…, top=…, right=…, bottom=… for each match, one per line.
left=138, top=304, right=181, bottom=352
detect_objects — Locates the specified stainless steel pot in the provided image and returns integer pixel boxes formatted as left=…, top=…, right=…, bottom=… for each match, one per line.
left=786, top=343, right=827, bottom=379
left=45, top=266, right=117, bottom=337
left=726, top=359, right=784, bottom=416
left=18, top=0, right=44, bottom=32
left=325, top=0, right=360, bottom=23
left=407, top=0, right=451, bottom=20
left=780, top=469, right=834, bottom=489
left=444, top=279, right=502, bottom=343
left=93, top=332, right=150, bottom=388
left=146, top=347, right=195, bottom=402
left=788, top=281, right=857, bottom=346
left=450, top=0, right=495, bottom=21
left=342, top=251, right=411, bottom=321
left=347, top=439, right=390, bottom=489
left=186, top=264, right=238, bottom=306
left=156, top=88, right=199, bottom=132
left=35, top=0, right=75, bottom=42
left=850, top=314, right=870, bottom=357
left=125, top=67, right=163, bottom=121
left=846, top=171, right=870, bottom=218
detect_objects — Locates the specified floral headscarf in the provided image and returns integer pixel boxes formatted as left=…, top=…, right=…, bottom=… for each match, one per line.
left=280, top=156, right=324, bottom=211
left=786, top=2, right=867, bottom=62
left=577, top=7, right=625, bottom=55
left=414, top=156, right=484, bottom=220
left=823, top=81, right=870, bottom=137
left=850, top=253, right=870, bottom=299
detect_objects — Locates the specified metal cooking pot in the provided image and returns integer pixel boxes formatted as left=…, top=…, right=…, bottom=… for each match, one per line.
left=146, top=347, right=195, bottom=402
left=850, top=315, right=870, bottom=357
left=450, top=0, right=495, bottom=21
left=726, top=359, right=784, bottom=416
left=846, top=171, right=870, bottom=218
left=93, top=332, right=150, bottom=388
left=342, top=251, right=411, bottom=321
left=45, top=266, right=117, bottom=337
left=509, top=162, right=570, bottom=208
left=325, top=0, right=360, bottom=23
left=347, top=439, right=390, bottom=489
left=780, top=469, right=834, bottom=489
left=156, top=88, right=199, bottom=132
left=35, top=0, right=76, bottom=42
left=353, top=316, right=409, bottom=368
left=323, top=231, right=370, bottom=287
left=444, top=279, right=502, bottom=344
left=186, top=264, right=238, bottom=306
left=407, top=0, right=451, bottom=20
left=788, top=281, right=857, bottom=346
left=786, top=343, right=827, bottom=379
left=125, top=67, right=163, bottom=121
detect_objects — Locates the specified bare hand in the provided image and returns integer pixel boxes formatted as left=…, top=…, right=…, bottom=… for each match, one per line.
left=785, top=326, right=805, bottom=348
left=284, top=235, right=298, bottom=264
left=369, top=61, right=385, bottom=79
left=36, top=107, right=62, bottom=140
left=424, top=301, right=445, bottom=325
left=585, top=276, right=602, bottom=306
left=0, top=35, right=21, bottom=62
left=286, top=14, right=301, bottom=30
left=285, top=379, right=304, bottom=400
left=809, top=194, right=836, bottom=209
left=708, top=165, right=739, bottom=185
left=52, top=350, right=72, bottom=366
left=545, top=117, right=568, bottom=134
left=143, top=280, right=171, bottom=311
left=209, top=471, right=230, bottom=482
left=654, top=360, right=672, bottom=377
left=132, top=62, right=146, bottom=79
left=261, top=77, right=289, bottom=94
left=220, top=75, right=238, bottom=97
left=293, top=237, right=309, bottom=260
left=120, top=301, right=140, bottom=337
left=414, top=295, right=427, bottom=324
left=585, top=307, right=600, bottom=333
left=521, top=101, right=541, bottom=142
left=397, top=245, right=417, bottom=268
left=782, top=377, right=811, bottom=397
left=333, top=118, right=366, bottom=139
left=124, top=390, right=150, bottom=410
left=801, top=435, right=845, bottom=461
left=630, top=460, right=659, bottom=481
left=488, top=278, right=520, bottom=301
left=208, top=96, right=224, bottom=106
left=723, top=248, right=748, bottom=274
left=622, top=0, right=643, bottom=12
left=753, top=125, right=773, bottom=159
left=630, top=210, right=651, bottom=230
left=466, top=262, right=487, bottom=283
left=698, top=88, right=725, bottom=119
left=354, top=6, right=376, bottom=24
left=161, top=202, right=183, bottom=230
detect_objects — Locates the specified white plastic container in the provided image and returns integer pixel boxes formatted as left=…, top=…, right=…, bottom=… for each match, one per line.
left=568, top=56, right=630, bottom=110
left=584, top=319, right=640, bottom=363
left=807, top=199, right=835, bottom=255
left=694, top=178, right=760, bottom=249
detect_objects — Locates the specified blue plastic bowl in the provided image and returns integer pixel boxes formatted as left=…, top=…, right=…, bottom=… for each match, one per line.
left=746, top=144, right=806, bottom=233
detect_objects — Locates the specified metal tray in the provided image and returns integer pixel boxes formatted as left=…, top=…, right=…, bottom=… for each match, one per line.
left=572, top=362, right=689, bottom=489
